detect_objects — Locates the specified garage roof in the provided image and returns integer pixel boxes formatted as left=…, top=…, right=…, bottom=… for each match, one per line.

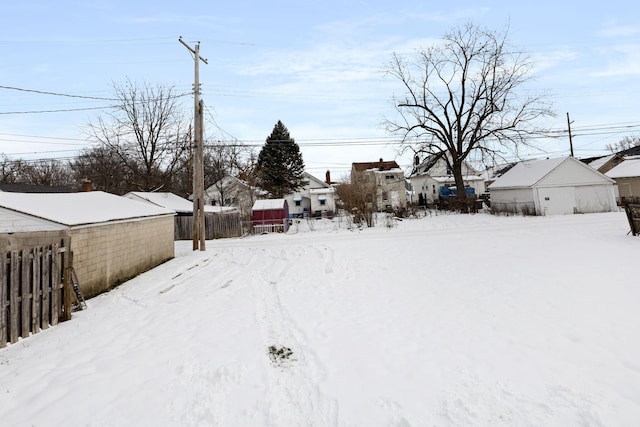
left=0, top=191, right=174, bottom=227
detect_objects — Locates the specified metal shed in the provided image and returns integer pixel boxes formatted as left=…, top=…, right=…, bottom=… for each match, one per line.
left=0, top=191, right=175, bottom=298
left=488, top=156, right=617, bottom=216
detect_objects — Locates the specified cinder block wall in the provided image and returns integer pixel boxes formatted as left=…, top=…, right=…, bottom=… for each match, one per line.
left=70, top=216, right=175, bottom=298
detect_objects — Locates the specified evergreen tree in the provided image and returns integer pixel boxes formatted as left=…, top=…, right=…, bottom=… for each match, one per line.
left=256, top=121, right=305, bottom=198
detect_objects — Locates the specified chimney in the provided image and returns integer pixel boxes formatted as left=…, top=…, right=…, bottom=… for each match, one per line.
left=325, top=170, right=331, bottom=184
left=81, top=179, right=92, bottom=192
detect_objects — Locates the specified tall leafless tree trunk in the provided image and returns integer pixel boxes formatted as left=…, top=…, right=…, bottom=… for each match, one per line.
left=386, top=22, right=554, bottom=210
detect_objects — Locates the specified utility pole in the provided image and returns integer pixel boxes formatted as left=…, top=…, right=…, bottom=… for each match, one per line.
left=566, top=112, right=574, bottom=157
left=179, top=37, right=208, bottom=251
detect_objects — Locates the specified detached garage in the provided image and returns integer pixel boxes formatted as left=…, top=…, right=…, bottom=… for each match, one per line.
left=488, top=156, right=617, bottom=216
left=0, top=191, right=175, bottom=298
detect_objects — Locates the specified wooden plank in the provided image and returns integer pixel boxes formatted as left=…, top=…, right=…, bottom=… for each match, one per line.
left=63, top=246, right=72, bottom=321
left=21, top=248, right=31, bottom=337
left=0, top=252, right=7, bottom=348
left=32, top=247, right=42, bottom=334
left=9, top=250, right=19, bottom=344
left=50, top=243, right=60, bottom=326
left=41, top=246, right=50, bottom=330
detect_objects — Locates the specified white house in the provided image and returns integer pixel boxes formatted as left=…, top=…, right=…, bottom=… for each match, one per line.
left=351, top=159, right=407, bottom=211
left=203, top=176, right=265, bottom=220
left=488, top=156, right=617, bottom=215
left=410, top=153, right=483, bottom=205
left=285, top=172, right=336, bottom=218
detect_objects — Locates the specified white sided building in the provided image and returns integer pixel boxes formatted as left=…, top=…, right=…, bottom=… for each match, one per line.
left=488, top=156, right=617, bottom=215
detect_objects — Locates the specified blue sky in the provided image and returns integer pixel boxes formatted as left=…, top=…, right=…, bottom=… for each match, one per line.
left=1, top=1, right=639, bottom=179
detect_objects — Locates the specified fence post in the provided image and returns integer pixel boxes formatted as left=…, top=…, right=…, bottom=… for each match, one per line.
left=0, top=252, right=6, bottom=348
left=63, top=249, right=73, bottom=321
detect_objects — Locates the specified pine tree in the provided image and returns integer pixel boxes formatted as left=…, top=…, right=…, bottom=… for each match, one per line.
left=256, top=121, right=305, bottom=198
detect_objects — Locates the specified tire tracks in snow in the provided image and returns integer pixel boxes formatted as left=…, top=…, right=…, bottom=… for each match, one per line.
left=253, top=246, right=339, bottom=426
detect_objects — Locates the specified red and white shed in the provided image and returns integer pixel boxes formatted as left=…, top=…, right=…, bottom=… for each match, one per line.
left=251, top=199, right=289, bottom=233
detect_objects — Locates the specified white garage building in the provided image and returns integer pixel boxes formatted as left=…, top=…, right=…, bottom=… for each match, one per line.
left=488, top=156, right=617, bottom=216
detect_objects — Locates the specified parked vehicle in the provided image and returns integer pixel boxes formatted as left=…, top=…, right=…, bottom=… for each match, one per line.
left=438, top=185, right=476, bottom=200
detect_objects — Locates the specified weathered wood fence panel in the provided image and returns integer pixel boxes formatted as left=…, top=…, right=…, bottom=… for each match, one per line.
left=624, top=202, right=640, bottom=236
left=174, top=211, right=243, bottom=240
left=0, top=238, right=71, bottom=348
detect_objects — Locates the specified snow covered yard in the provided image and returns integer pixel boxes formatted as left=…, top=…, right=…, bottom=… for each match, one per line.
left=1, top=212, right=638, bottom=426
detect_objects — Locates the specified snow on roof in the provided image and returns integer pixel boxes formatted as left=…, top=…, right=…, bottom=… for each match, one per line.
left=587, top=154, right=615, bottom=171
left=126, top=192, right=234, bottom=214
left=0, top=208, right=68, bottom=233
left=605, top=158, right=640, bottom=179
left=0, top=191, right=175, bottom=227
left=431, top=175, right=484, bottom=184
left=252, top=199, right=287, bottom=210
left=489, top=157, right=567, bottom=189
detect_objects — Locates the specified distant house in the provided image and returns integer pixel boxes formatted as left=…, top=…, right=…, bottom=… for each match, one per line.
left=203, top=176, right=264, bottom=220
left=252, top=199, right=289, bottom=233
left=124, top=191, right=242, bottom=240
left=285, top=172, right=336, bottom=218
left=409, top=153, right=484, bottom=206
left=488, top=156, right=617, bottom=215
left=0, top=191, right=175, bottom=298
left=351, top=159, right=407, bottom=212
left=582, top=153, right=624, bottom=174
left=605, top=157, right=640, bottom=199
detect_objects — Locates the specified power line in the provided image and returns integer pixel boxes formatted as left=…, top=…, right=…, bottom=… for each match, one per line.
left=0, top=85, right=117, bottom=101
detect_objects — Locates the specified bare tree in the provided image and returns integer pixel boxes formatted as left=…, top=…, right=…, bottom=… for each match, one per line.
left=85, top=79, right=190, bottom=192
left=386, top=22, right=553, bottom=208
left=335, top=173, right=376, bottom=227
left=204, top=140, right=255, bottom=202
left=19, top=159, right=73, bottom=186
left=606, top=136, right=640, bottom=154
left=70, top=145, right=132, bottom=194
left=0, top=155, right=29, bottom=183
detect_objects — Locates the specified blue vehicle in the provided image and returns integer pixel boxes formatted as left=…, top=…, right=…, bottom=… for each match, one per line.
left=438, top=185, right=475, bottom=201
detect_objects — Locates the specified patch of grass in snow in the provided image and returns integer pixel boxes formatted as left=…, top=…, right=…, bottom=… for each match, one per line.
left=268, top=345, right=294, bottom=366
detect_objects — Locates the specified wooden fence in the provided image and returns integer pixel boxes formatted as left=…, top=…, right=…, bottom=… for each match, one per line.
left=623, top=200, right=640, bottom=236
left=1, top=237, right=72, bottom=348
left=174, top=211, right=243, bottom=240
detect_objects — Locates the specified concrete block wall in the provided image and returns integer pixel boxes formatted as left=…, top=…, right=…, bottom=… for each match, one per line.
left=70, top=216, right=175, bottom=298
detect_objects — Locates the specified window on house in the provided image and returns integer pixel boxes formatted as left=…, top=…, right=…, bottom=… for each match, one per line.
left=385, top=175, right=394, bottom=181
left=295, top=200, right=301, bottom=206
left=432, top=185, right=436, bottom=194
left=382, top=191, right=389, bottom=201
left=320, top=199, right=326, bottom=205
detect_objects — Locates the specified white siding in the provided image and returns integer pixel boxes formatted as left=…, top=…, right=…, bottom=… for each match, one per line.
left=574, top=185, right=617, bottom=213
left=490, top=188, right=536, bottom=214
left=535, top=187, right=576, bottom=215
left=539, top=158, right=613, bottom=186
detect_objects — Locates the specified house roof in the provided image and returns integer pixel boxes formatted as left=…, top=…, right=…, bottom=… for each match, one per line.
left=0, top=183, right=77, bottom=193
left=489, top=156, right=614, bottom=190
left=489, top=157, right=566, bottom=189
left=430, top=175, right=484, bottom=184
left=586, top=154, right=616, bottom=171
left=606, top=158, right=640, bottom=179
left=252, top=199, right=287, bottom=210
left=0, top=191, right=175, bottom=227
left=125, top=192, right=233, bottom=214
left=0, top=208, right=68, bottom=233
left=617, top=145, right=640, bottom=157
left=352, top=159, right=401, bottom=172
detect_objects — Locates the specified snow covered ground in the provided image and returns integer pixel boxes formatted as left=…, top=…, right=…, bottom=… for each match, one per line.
left=1, top=211, right=638, bottom=426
